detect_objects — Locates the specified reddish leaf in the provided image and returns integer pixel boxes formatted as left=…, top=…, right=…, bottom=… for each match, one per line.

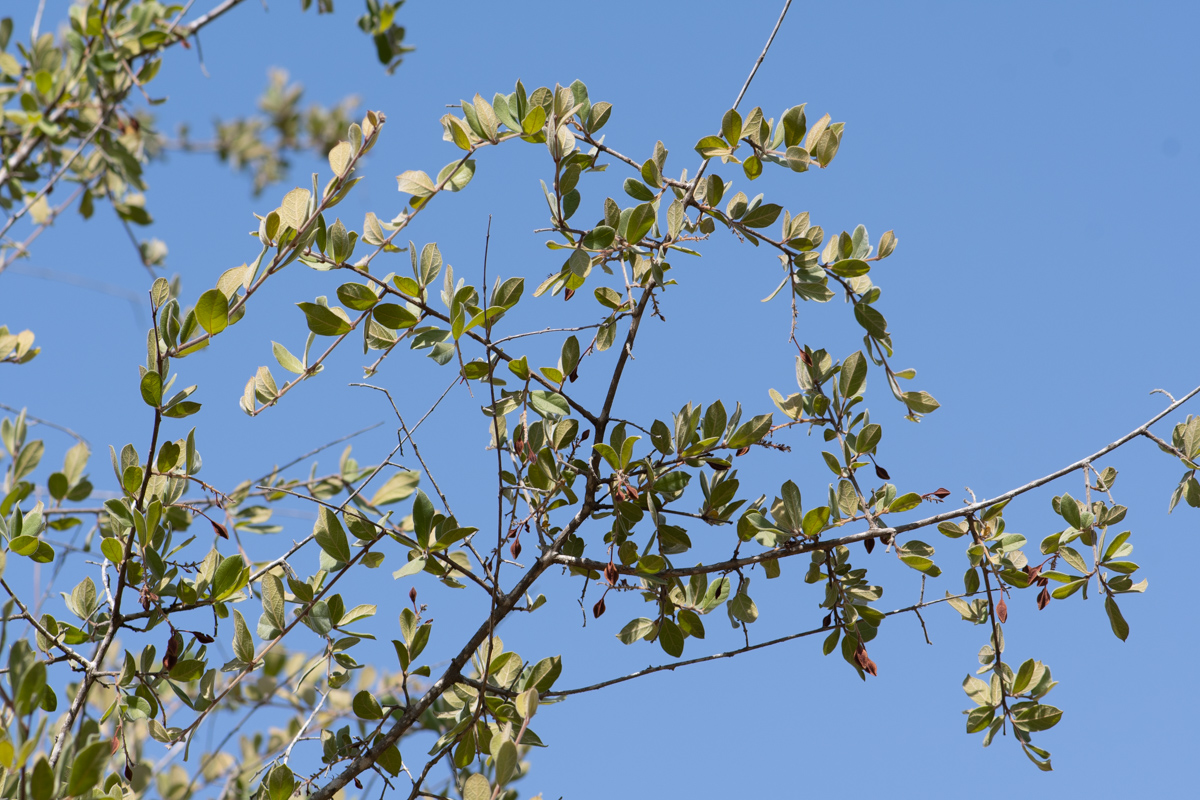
left=211, top=520, right=228, bottom=539
left=854, top=644, right=878, bottom=677
left=162, top=632, right=182, bottom=670
left=996, top=596, right=1008, bottom=623
left=604, top=561, right=619, bottom=586
left=192, top=631, right=214, bottom=644
left=1036, top=587, right=1051, bottom=610
left=798, top=349, right=812, bottom=366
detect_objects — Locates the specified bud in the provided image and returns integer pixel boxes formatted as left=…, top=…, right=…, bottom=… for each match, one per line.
left=193, top=631, right=214, bottom=644
left=409, top=587, right=418, bottom=605
left=211, top=520, right=229, bottom=539
left=821, top=612, right=832, bottom=628
left=604, top=561, right=619, bottom=586
left=592, top=596, right=606, bottom=618
left=874, top=464, right=890, bottom=481
left=864, top=536, right=875, bottom=554
left=510, top=537, right=522, bottom=558
left=1036, top=587, right=1051, bottom=610
left=996, top=596, right=1008, bottom=623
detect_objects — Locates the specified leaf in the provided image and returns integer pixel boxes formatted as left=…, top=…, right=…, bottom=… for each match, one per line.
left=463, top=774, right=491, bottom=800
left=741, top=203, right=782, bottom=228
left=853, top=303, right=888, bottom=338
left=373, top=304, right=418, bottom=330
left=727, top=414, right=772, bottom=449
left=140, top=372, right=163, bottom=407
left=328, top=141, right=353, bottom=177
left=730, top=592, right=758, bottom=623
left=1105, top=596, right=1129, bottom=641
left=659, top=618, right=684, bottom=657
left=213, top=554, right=247, bottom=601
left=831, top=259, right=870, bottom=277
left=495, top=739, right=518, bottom=786
left=722, top=109, right=743, bottom=145
left=232, top=609, right=254, bottom=663
left=65, top=740, right=109, bottom=796
left=397, top=170, right=436, bottom=197
left=353, top=690, right=384, bottom=719
left=371, top=471, right=420, bottom=505
left=336, top=283, right=379, bottom=311
left=616, top=617, right=656, bottom=644
left=272, top=342, right=305, bottom=374
left=279, top=187, right=311, bottom=231
left=314, top=507, right=352, bottom=564
left=297, top=302, right=352, bottom=336
left=625, top=203, right=656, bottom=243
left=902, top=391, right=941, bottom=414
left=261, top=573, right=286, bottom=631
left=194, top=289, right=230, bottom=335
left=1013, top=704, right=1063, bottom=732
left=694, top=135, right=731, bottom=159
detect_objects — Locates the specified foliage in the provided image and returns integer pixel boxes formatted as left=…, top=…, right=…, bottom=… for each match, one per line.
left=2, top=2, right=1199, bottom=799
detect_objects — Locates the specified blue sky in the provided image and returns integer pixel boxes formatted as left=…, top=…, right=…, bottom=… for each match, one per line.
left=3, top=1, right=1199, bottom=797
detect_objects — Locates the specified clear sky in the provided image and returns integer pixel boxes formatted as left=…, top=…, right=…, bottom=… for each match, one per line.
left=3, top=1, right=1199, bottom=797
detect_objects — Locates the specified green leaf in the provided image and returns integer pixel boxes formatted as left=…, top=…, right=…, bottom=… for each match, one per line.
left=831, top=259, right=870, bottom=277
left=659, top=618, right=684, bottom=657
left=232, top=609, right=254, bottom=663
left=902, top=391, right=941, bottom=414
left=838, top=351, right=867, bottom=398
left=889, top=493, right=922, bottom=514
left=730, top=591, right=758, bottom=623
left=1104, top=596, right=1129, bottom=641
left=616, top=617, right=656, bottom=644
left=272, top=342, right=305, bottom=374
left=266, top=765, right=296, bottom=800
left=65, top=740, right=109, bottom=796
left=463, top=774, right=491, bottom=800
left=140, top=372, right=163, bottom=407
left=694, top=135, right=732, bottom=159
left=195, top=289, right=230, bottom=335
left=625, top=203, right=656, bottom=243
left=353, top=690, right=384, bottom=719
left=314, top=507, right=352, bottom=564
left=727, top=414, right=772, bottom=449
left=297, top=302, right=352, bottom=336
left=213, top=554, right=247, bottom=601
left=853, top=303, right=888, bottom=338
left=397, top=170, right=436, bottom=197
left=623, top=178, right=656, bottom=202
left=371, top=470, right=420, bottom=505
left=1013, top=704, right=1063, bottom=732
left=336, top=283, right=379, bottom=310
left=722, top=109, right=743, bottom=146
left=495, top=738, right=518, bottom=786
left=373, top=303, right=418, bottom=330
left=741, top=203, right=782, bottom=228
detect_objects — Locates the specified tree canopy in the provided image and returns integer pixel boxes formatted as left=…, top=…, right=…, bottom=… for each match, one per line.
left=1, top=1, right=1199, bottom=798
